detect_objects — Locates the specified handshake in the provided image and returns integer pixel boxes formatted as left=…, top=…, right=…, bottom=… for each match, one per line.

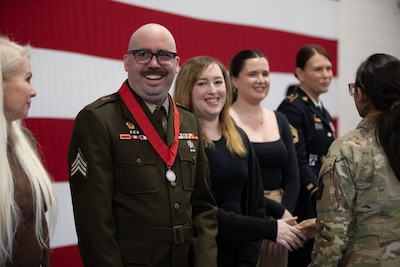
left=295, top=218, right=317, bottom=241
left=273, top=212, right=317, bottom=255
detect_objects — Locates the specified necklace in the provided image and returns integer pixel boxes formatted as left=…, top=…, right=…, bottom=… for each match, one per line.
left=245, top=112, right=264, bottom=125
left=235, top=104, right=265, bottom=125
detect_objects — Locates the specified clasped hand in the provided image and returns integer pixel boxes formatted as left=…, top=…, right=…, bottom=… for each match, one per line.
left=275, top=216, right=305, bottom=253
left=274, top=213, right=317, bottom=254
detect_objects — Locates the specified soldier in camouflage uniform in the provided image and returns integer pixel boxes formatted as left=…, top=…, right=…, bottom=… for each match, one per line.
left=310, top=53, right=400, bottom=266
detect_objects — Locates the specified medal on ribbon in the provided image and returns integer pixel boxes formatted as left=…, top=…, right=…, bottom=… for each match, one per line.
left=119, top=82, right=180, bottom=186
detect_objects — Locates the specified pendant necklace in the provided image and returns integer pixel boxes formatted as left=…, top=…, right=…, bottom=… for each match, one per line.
left=237, top=104, right=265, bottom=125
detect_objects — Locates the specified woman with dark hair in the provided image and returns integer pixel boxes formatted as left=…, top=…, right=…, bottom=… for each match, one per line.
left=229, top=49, right=300, bottom=267
left=277, top=44, right=335, bottom=267
left=309, top=53, right=400, bottom=266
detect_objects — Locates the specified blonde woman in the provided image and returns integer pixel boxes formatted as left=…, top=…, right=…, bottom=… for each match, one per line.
left=0, top=36, right=57, bottom=267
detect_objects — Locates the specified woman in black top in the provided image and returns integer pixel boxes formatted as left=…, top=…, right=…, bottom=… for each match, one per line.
left=174, top=56, right=305, bottom=267
left=229, top=49, right=300, bottom=267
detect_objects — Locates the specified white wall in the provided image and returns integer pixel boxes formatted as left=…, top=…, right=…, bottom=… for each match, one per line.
left=338, top=0, right=400, bottom=136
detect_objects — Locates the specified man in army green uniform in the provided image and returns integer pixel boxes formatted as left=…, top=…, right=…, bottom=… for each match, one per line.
left=68, top=23, right=218, bottom=267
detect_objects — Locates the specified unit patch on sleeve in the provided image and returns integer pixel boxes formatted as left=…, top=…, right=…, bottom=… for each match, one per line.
left=289, top=124, right=299, bottom=144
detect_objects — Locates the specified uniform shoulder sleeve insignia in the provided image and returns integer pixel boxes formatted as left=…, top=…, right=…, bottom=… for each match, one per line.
left=315, top=178, right=324, bottom=200
left=289, top=124, right=299, bottom=144
left=287, top=93, right=299, bottom=103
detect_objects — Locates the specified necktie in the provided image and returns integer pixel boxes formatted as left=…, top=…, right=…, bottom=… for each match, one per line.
left=153, top=106, right=167, bottom=139
left=319, top=104, right=330, bottom=121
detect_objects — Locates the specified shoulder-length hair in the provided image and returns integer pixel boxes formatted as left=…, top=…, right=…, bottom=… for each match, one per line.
left=174, top=55, right=247, bottom=157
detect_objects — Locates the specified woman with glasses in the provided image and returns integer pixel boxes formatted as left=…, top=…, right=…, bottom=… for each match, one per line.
left=309, top=53, right=400, bottom=266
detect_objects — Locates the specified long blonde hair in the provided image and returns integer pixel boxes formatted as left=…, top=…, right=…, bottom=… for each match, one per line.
left=174, top=56, right=247, bottom=157
left=0, top=36, right=57, bottom=264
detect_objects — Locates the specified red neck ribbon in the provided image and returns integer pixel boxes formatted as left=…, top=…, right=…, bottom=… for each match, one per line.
left=118, top=82, right=180, bottom=166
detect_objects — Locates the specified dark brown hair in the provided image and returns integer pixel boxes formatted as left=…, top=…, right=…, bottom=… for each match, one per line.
left=229, top=49, right=266, bottom=78
left=355, top=53, right=400, bottom=181
left=295, top=44, right=331, bottom=78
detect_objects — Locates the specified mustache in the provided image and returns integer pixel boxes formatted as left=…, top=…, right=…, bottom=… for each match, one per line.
left=141, top=69, right=167, bottom=76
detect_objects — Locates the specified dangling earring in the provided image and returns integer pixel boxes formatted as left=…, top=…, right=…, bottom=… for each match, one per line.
left=233, top=87, right=238, bottom=95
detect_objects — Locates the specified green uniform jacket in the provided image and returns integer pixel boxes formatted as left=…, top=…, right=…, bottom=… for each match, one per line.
left=311, top=116, right=400, bottom=266
left=68, top=83, right=218, bottom=267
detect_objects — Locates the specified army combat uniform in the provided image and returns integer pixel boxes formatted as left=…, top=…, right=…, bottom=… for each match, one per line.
left=310, top=116, right=400, bottom=266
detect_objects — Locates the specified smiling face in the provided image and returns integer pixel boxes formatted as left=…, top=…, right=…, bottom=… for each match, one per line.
left=231, top=57, right=270, bottom=105
left=191, top=63, right=227, bottom=122
left=123, top=24, right=180, bottom=105
left=296, top=53, right=332, bottom=100
left=3, top=58, right=36, bottom=122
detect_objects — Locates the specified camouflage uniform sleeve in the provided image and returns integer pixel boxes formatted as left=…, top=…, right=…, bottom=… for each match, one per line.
left=310, top=147, right=355, bottom=267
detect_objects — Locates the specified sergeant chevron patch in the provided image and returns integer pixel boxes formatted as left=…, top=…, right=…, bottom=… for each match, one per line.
left=71, top=148, right=88, bottom=178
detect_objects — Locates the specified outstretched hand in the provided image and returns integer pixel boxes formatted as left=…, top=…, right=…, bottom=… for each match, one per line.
left=275, top=217, right=306, bottom=251
left=295, top=218, right=317, bottom=241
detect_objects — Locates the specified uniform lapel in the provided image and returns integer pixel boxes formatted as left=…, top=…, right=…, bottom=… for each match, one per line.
left=299, top=89, right=332, bottom=127
left=166, top=95, right=176, bottom=147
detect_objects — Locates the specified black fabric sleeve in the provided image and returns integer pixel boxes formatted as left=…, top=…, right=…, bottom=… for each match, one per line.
left=237, top=126, right=269, bottom=266
left=278, top=99, right=318, bottom=200
left=275, top=111, right=300, bottom=214
left=264, top=197, right=285, bottom=219
left=216, top=208, right=278, bottom=242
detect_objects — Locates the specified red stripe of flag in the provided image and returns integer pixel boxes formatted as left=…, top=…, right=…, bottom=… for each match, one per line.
left=24, top=118, right=73, bottom=182
left=0, top=0, right=337, bottom=74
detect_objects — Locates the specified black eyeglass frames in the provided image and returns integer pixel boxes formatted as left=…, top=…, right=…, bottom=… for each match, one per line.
left=348, top=83, right=356, bottom=97
left=128, top=49, right=177, bottom=66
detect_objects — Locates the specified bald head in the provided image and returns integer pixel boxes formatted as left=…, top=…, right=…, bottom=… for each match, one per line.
left=128, top=23, right=177, bottom=52
left=123, top=23, right=180, bottom=105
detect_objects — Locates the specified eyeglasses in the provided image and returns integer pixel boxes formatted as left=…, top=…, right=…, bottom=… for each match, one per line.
left=348, top=83, right=356, bottom=97
left=128, top=49, right=177, bottom=66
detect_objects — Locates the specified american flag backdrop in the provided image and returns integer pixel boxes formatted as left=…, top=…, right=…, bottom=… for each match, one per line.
left=0, top=0, right=338, bottom=266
